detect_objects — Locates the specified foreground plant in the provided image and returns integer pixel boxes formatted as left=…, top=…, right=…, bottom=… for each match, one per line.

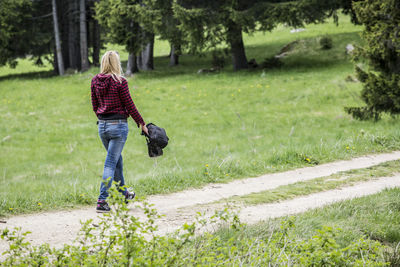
left=0, top=187, right=390, bottom=266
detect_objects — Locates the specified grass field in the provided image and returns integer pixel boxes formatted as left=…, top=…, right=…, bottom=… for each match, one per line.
left=1, top=14, right=400, bottom=216
left=208, top=187, right=400, bottom=265
left=241, top=187, right=400, bottom=250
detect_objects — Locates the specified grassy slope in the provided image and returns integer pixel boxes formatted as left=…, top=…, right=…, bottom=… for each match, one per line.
left=1, top=15, right=400, bottom=216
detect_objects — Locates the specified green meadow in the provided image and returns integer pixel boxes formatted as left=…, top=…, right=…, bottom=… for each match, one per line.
left=1, top=14, right=400, bottom=216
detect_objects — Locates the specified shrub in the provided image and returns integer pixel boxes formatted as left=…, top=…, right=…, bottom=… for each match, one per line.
left=319, top=36, right=333, bottom=49
left=211, top=50, right=227, bottom=69
left=261, top=56, right=283, bottom=69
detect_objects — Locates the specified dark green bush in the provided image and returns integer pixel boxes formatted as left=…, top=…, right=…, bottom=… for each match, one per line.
left=261, top=56, right=283, bottom=69
left=211, top=50, right=227, bottom=69
left=319, top=36, right=333, bottom=49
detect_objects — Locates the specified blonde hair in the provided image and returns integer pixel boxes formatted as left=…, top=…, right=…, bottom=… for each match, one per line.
left=100, top=51, right=123, bottom=83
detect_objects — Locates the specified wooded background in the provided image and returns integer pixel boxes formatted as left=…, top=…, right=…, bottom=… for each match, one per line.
left=0, top=0, right=354, bottom=75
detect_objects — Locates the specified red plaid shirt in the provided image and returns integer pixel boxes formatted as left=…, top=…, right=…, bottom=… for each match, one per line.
left=91, top=74, right=145, bottom=127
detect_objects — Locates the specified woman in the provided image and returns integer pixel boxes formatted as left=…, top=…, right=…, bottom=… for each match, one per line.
left=91, top=51, right=148, bottom=213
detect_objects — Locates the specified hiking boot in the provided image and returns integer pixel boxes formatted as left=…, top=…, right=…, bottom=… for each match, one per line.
left=125, top=190, right=136, bottom=204
left=96, top=200, right=111, bottom=213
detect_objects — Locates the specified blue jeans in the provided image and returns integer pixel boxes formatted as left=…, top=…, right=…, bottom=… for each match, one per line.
left=98, top=120, right=129, bottom=200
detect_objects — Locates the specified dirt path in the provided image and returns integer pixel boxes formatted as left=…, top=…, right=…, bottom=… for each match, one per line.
left=148, top=151, right=400, bottom=211
left=1, top=151, right=400, bottom=253
left=153, top=175, right=400, bottom=234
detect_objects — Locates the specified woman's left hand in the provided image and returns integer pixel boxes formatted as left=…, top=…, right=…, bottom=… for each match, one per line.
left=141, top=124, right=149, bottom=136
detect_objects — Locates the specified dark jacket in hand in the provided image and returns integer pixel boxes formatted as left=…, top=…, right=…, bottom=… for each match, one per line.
left=143, top=123, right=169, bottom=157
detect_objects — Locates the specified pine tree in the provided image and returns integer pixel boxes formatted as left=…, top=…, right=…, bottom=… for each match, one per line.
left=95, top=0, right=147, bottom=74
left=346, top=0, right=400, bottom=120
left=95, top=0, right=185, bottom=71
left=137, top=0, right=184, bottom=67
left=0, top=0, right=97, bottom=73
left=0, top=0, right=48, bottom=68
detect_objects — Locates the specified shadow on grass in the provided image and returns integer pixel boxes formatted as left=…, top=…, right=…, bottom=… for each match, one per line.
left=128, top=31, right=360, bottom=80
left=243, top=31, right=361, bottom=74
left=0, top=70, right=55, bottom=82
left=0, top=31, right=360, bottom=82
left=120, top=53, right=214, bottom=80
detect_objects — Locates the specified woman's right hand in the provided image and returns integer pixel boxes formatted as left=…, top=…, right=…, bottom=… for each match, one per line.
left=141, top=124, right=149, bottom=136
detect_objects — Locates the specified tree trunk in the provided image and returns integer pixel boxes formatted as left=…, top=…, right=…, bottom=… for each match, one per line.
left=227, top=22, right=248, bottom=71
left=59, top=0, right=69, bottom=70
left=140, top=33, right=154, bottom=70
left=92, top=19, right=101, bottom=66
left=169, top=43, right=180, bottom=66
left=137, top=52, right=143, bottom=70
left=53, top=45, right=58, bottom=74
left=79, top=0, right=89, bottom=71
left=52, top=0, right=64, bottom=75
left=68, top=0, right=80, bottom=70
left=126, top=53, right=139, bottom=76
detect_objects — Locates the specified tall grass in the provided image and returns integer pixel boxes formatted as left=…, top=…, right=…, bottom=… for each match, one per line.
left=1, top=14, right=400, bottom=216
left=245, top=187, right=400, bottom=250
